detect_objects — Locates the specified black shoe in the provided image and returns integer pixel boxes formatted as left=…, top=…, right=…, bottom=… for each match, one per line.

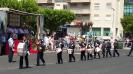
left=12, top=61, right=16, bottom=62
left=36, top=64, right=40, bottom=66
left=43, top=63, right=46, bottom=66
left=19, top=67, right=24, bottom=69
left=26, top=66, right=32, bottom=68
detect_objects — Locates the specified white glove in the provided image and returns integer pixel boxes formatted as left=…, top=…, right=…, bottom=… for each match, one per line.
left=27, top=51, right=30, bottom=55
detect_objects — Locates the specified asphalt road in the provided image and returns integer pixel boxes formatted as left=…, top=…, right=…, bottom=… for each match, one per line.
left=0, top=49, right=133, bottom=74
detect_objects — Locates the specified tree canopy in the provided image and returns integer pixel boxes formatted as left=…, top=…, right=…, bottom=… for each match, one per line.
left=0, top=0, right=75, bottom=33
left=38, top=8, right=75, bottom=33
left=121, top=15, right=133, bottom=36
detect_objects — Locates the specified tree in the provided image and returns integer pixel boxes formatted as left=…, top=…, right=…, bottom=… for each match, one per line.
left=0, top=0, right=76, bottom=34
left=121, top=15, right=133, bottom=36
left=0, top=0, right=39, bottom=31
left=38, top=8, right=75, bottom=34
left=0, top=0, right=22, bottom=9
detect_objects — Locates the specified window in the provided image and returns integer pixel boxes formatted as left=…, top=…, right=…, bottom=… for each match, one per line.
left=94, top=3, right=100, bottom=5
left=124, top=4, right=133, bottom=15
left=105, top=14, right=111, bottom=20
left=56, top=4, right=60, bottom=6
left=54, top=0, right=65, bottom=2
left=129, top=0, right=133, bottom=3
left=94, top=14, right=100, bottom=20
left=106, top=2, right=112, bottom=9
left=63, top=5, right=68, bottom=9
left=103, top=28, right=110, bottom=36
left=94, top=14, right=99, bottom=17
left=92, top=28, right=101, bottom=36
left=94, top=3, right=100, bottom=10
left=106, top=14, right=111, bottom=17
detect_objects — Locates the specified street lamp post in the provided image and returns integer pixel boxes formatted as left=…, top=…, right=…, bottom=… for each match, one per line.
left=111, top=7, right=115, bottom=39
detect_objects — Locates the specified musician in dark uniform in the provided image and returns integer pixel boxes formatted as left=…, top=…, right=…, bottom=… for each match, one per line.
left=79, top=42, right=86, bottom=61
left=56, top=41, right=64, bottom=64
left=36, top=39, right=45, bottom=66
left=68, top=41, right=75, bottom=62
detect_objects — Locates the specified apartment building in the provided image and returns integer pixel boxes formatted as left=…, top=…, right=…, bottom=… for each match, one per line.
left=124, top=0, right=133, bottom=16
left=37, top=0, right=124, bottom=39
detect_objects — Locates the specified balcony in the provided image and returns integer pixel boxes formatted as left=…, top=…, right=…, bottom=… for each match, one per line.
left=37, top=0, right=54, bottom=3
left=66, top=0, right=91, bottom=3
left=70, top=9, right=90, bottom=14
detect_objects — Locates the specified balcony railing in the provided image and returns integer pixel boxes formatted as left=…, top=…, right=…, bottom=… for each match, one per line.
left=47, top=0, right=53, bottom=3
left=66, top=0, right=91, bottom=3
left=70, top=9, right=90, bottom=14
left=37, top=0, right=54, bottom=3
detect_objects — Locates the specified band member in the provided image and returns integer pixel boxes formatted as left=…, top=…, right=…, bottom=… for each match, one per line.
left=94, top=38, right=100, bottom=59
left=68, top=41, right=75, bottom=62
left=86, top=44, right=93, bottom=60
left=127, top=39, right=133, bottom=56
left=101, top=41, right=106, bottom=58
left=56, top=41, right=64, bottom=64
left=36, top=39, right=45, bottom=66
left=106, top=40, right=112, bottom=58
left=113, top=39, right=120, bottom=57
left=79, top=42, right=86, bottom=61
left=19, top=35, right=30, bottom=69
left=95, top=44, right=101, bottom=59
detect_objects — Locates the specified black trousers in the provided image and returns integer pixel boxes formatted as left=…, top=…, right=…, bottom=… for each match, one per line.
left=102, top=49, right=105, bottom=58
left=69, top=53, right=75, bottom=62
left=102, top=50, right=106, bottom=58
left=87, top=53, right=93, bottom=60
left=37, top=52, right=45, bottom=65
left=57, top=52, right=63, bottom=64
left=19, top=54, right=29, bottom=68
left=8, top=47, right=14, bottom=63
left=128, top=47, right=133, bottom=56
left=1, top=43, right=6, bottom=55
left=113, top=49, right=120, bottom=57
left=80, top=51, right=86, bottom=61
left=106, top=48, right=112, bottom=58
left=95, top=52, right=100, bottom=59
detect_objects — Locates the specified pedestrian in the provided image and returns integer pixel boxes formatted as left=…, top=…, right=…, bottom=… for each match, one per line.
left=67, top=41, right=75, bottom=62
left=18, top=35, right=30, bottom=69
left=56, top=41, right=64, bottom=64
left=86, top=44, right=93, bottom=60
left=113, top=39, right=120, bottom=57
left=106, top=40, right=112, bottom=58
left=101, top=41, right=106, bottom=58
left=36, top=39, right=46, bottom=66
left=79, top=42, right=86, bottom=61
left=8, top=33, right=15, bottom=63
left=127, top=39, right=133, bottom=56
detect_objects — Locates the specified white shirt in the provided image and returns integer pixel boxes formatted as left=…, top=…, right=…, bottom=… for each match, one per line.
left=8, top=37, right=14, bottom=47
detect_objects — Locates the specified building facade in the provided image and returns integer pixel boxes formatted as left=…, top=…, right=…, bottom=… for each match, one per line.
left=37, top=0, right=124, bottom=39
left=124, top=0, right=133, bottom=16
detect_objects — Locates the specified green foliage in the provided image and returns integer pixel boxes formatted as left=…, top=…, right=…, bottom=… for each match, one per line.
left=0, top=0, right=75, bottom=34
left=38, top=8, right=75, bottom=32
left=121, top=15, right=133, bottom=34
left=0, top=0, right=22, bottom=9
left=20, top=0, right=38, bottom=13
